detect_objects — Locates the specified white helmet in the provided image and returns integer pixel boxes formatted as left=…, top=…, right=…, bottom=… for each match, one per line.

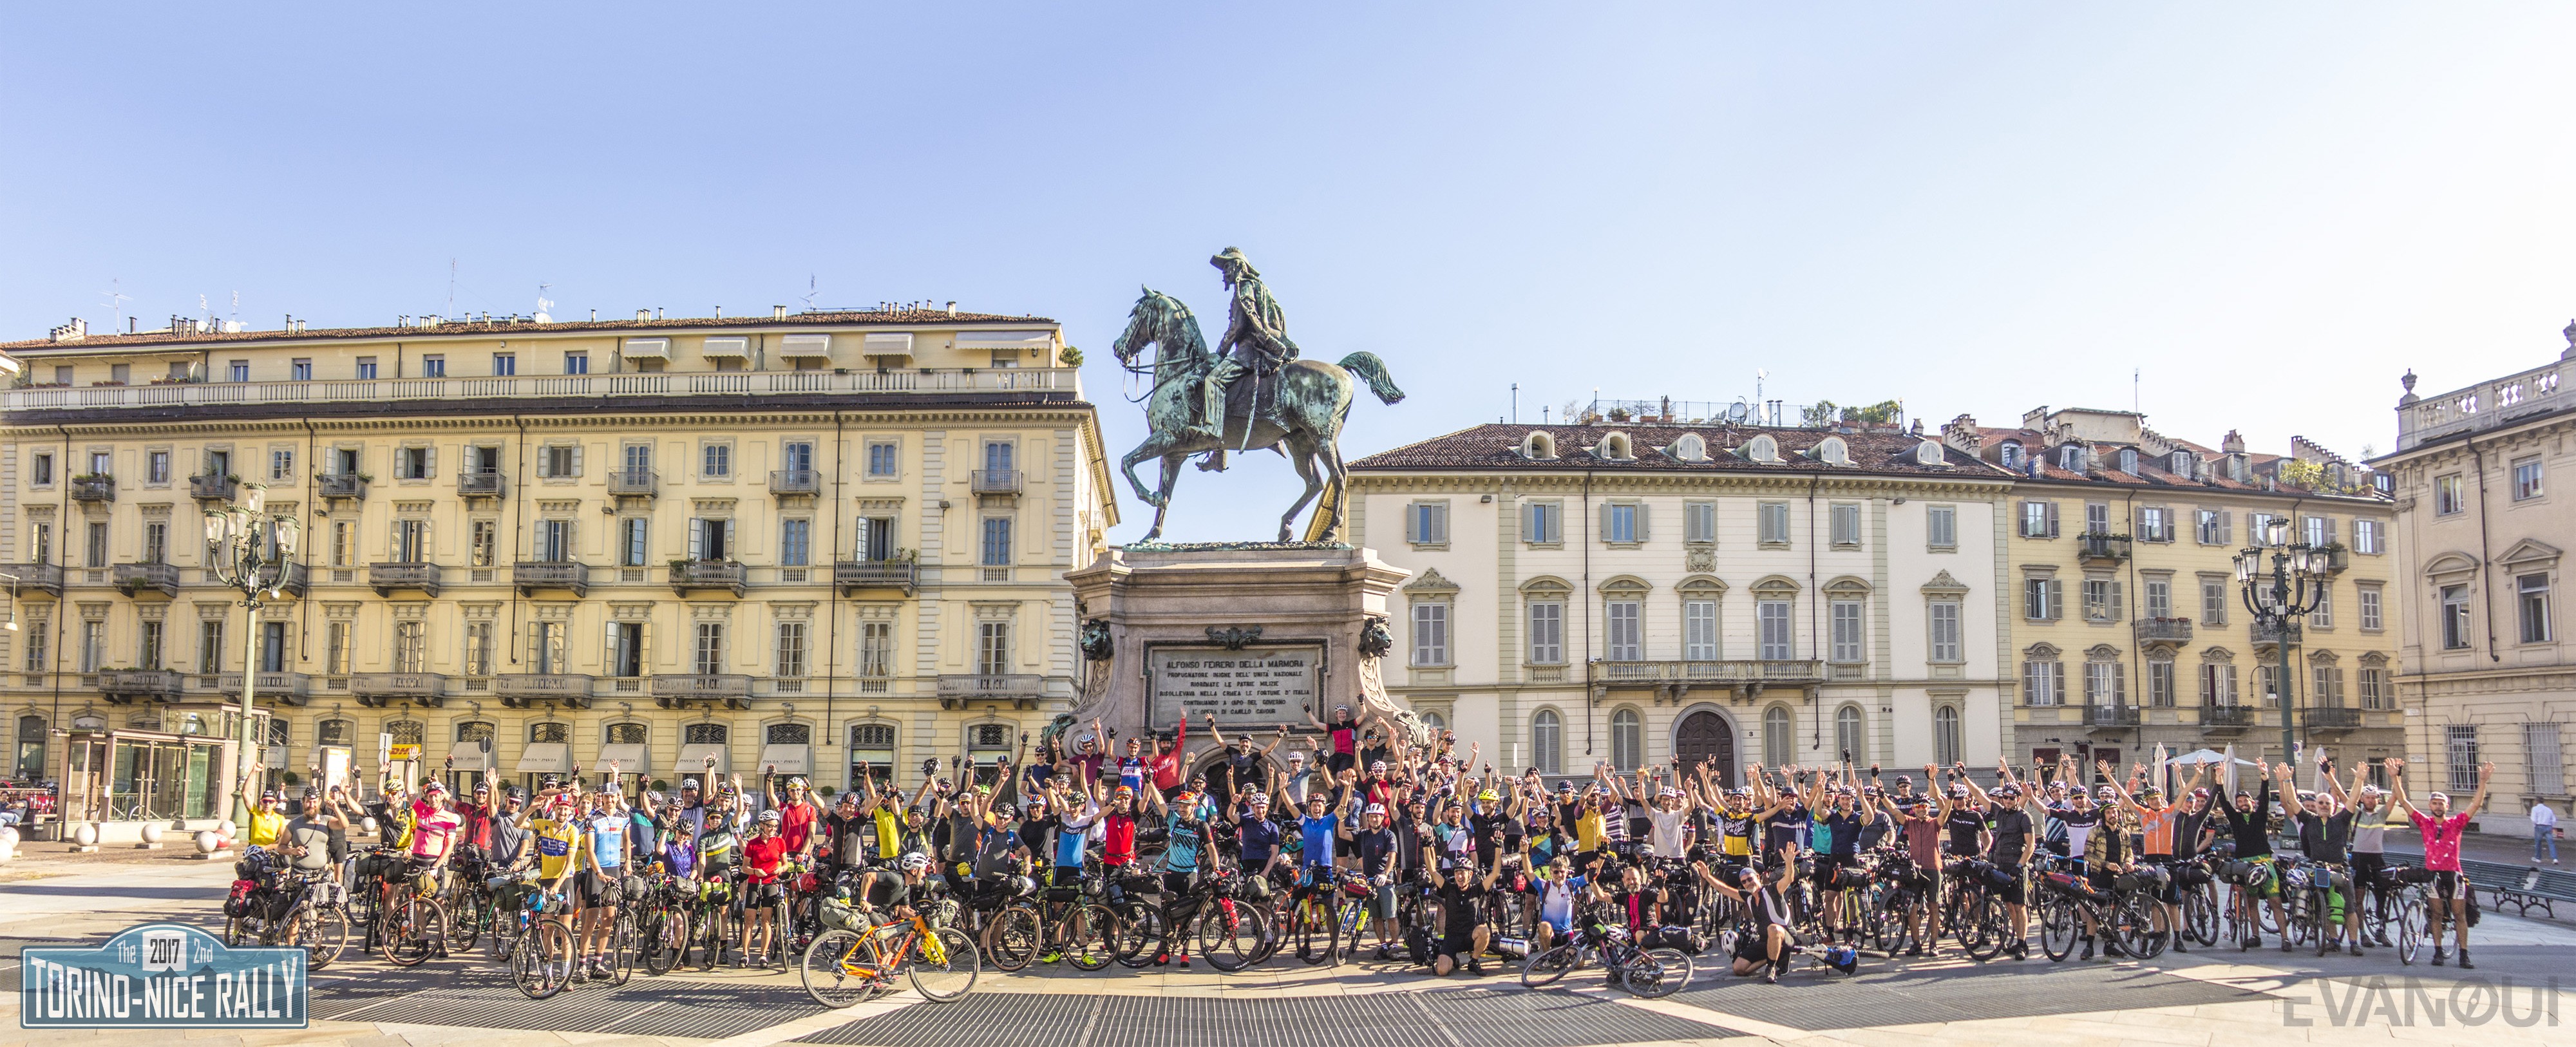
left=899, top=852, right=931, bottom=873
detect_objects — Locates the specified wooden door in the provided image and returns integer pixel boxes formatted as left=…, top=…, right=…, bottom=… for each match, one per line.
left=1673, top=710, right=1736, bottom=788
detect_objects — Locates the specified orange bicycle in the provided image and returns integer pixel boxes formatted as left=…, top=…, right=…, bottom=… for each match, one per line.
left=800, top=907, right=980, bottom=1007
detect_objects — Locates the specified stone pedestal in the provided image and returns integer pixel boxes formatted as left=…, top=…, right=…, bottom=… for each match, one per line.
left=1062, top=543, right=1417, bottom=746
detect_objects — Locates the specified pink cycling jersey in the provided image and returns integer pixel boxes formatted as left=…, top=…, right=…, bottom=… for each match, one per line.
left=2410, top=810, right=2472, bottom=872
left=410, top=804, right=461, bottom=860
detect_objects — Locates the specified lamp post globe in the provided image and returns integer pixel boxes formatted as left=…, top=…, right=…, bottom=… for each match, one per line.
left=204, top=485, right=296, bottom=825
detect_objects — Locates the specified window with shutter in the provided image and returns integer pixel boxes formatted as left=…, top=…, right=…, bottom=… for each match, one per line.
left=2045, top=502, right=2060, bottom=538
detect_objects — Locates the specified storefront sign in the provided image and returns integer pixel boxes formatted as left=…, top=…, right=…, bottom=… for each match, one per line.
left=20, top=923, right=306, bottom=1029
left=1148, top=645, right=1320, bottom=727
left=386, top=744, right=421, bottom=762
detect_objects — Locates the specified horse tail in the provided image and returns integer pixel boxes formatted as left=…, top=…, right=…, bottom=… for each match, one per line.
left=1337, top=352, right=1406, bottom=405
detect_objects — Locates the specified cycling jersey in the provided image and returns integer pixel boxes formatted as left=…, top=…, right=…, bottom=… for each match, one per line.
left=1298, top=813, right=1340, bottom=867
left=1821, top=811, right=1864, bottom=859
left=778, top=800, right=817, bottom=853
left=1538, top=874, right=1587, bottom=929
left=2349, top=806, right=2389, bottom=854
left=1103, top=811, right=1139, bottom=868
left=699, top=827, right=740, bottom=876
left=1902, top=816, right=1941, bottom=869
left=1236, top=816, right=1282, bottom=865
left=857, top=867, right=913, bottom=910
left=1987, top=807, right=2032, bottom=865
left=411, top=806, right=460, bottom=860
left=743, top=835, right=787, bottom=883
left=1160, top=815, right=1202, bottom=873
left=1573, top=809, right=1606, bottom=853
left=2216, top=779, right=2273, bottom=858
left=1719, top=811, right=1756, bottom=857
left=2294, top=809, right=2353, bottom=860
left=1942, top=807, right=1985, bottom=856
left=1646, top=807, right=1689, bottom=858
left=587, top=813, right=627, bottom=870
left=1353, top=825, right=1400, bottom=878
left=2410, top=810, right=2471, bottom=872
left=2170, top=808, right=2213, bottom=860
left=873, top=806, right=904, bottom=858
left=1766, top=804, right=1809, bottom=855
left=530, top=816, right=582, bottom=881
left=2058, top=806, right=2103, bottom=856
left=2137, top=806, right=2177, bottom=856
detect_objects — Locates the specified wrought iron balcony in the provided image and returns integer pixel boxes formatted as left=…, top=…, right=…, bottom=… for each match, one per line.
left=70, top=476, right=115, bottom=503
left=1586, top=659, right=1828, bottom=697
left=1, top=563, right=64, bottom=596
left=768, top=469, right=820, bottom=496
left=936, top=673, right=1045, bottom=708
left=317, top=474, right=368, bottom=500
left=2302, top=706, right=2363, bottom=731
left=2251, top=620, right=2302, bottom=648
left=2317, top=545, right=2352, bottom=574
left=670, top=560, right=746, bottom=597
left=458, top=472, right=507, bottom=499
left=652, top=674, right=753, bottom=709
left=607, top=467, right=658, bottom=497
left=216, top=671, right=314, bottom=705
left=99, top=669, right=184, bottom=704
left=189, top=474, right=238, bottom=501
left=352, top=672, right=449, bottom=707
left=274, top=561, right=308, bottom=598
left=2081, top=704, right=2141, bottom=728
left=2199, top=704, right=2259, bottom=731
left=2132, top=617, right=2194, bottom=645
left=970, top=469, right=1022, bottom=495
left=367, top=561, right=443, bottom=597
left=512, top=560, right=590, bottom=597
left=111, top=561, right=180, bottom=598
left=834, top=559, right=918, bottom=596
left=496, top=673, right=594, bottom=708
left=2076, top=533, right=2132, bottom=565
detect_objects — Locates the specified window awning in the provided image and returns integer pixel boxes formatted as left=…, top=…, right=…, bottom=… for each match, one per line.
left=596, top=743, right=651, bottom=776
left=676, top=742, right=732, bottom=775
left=757, top=744, right=813, bottom=776
left=861, top=333, right=914, bottom=357
left=776, top=334, right=832, bottom=359
left=515, top=742, right=573, bottom=774
left=954, top=330, right=1052, bottom=350
left=437, top=740, right=497, bottom=773
left=699, top=337, right=749, bottom=359
left=620, top=338, right=670, bottom=360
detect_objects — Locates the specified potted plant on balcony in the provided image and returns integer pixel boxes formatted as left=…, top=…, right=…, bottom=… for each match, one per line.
left=2315, top=542, right=2351, bottom=572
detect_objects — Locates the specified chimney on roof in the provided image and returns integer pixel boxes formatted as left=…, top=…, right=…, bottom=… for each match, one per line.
left=656, top=308, right=664, bottom=320
left=773, top=305, right=786, bottom=321
left=945, top=301, right=957, bottom=316
left=47, top=317, right=85, bottom=343
left=1939, top=413, right=1983, bottom=455
left=2220, top=429, right=2246, bottom=455
left=636, top=309, right=650, bottom=322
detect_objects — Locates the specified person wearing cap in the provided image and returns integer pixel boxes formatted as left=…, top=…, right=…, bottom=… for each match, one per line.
left=1070, top=717, right=1108, bottom=788
left=1305, top=701, right=1376, bottom=777
left=404, top=778, right=464, bottom=907
left=739, top=808, right=789, bottom=967
left=1877, top=783, right=1948, bottom=956
left=2211, top=757, right=2287, bottom=950
left=1428, top=849, right=1503, bottom=976
left=820, top=788, right=874, bottom=875
left=2325, top=760, right=2393, bottom=945
left=2103, top=755, right=2208, bottom=955
left=1708, top=844, right=1803, bottom=983
left=1349, top=801, right=1404, bottom=957
left=766, top=773, right=822, bottom=858
left=2274, top=757, right=2363, bottom=956
left=272, top=784, right=348, bottom=950
left=235, top=758, right=287, bottom=848
left=454, top=774, right=500, bottom=871
left=1144, top=716, right=1191, bottom=796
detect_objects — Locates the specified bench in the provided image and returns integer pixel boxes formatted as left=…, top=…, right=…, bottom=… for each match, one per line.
left=2459, top=857, right=2576, bottom=920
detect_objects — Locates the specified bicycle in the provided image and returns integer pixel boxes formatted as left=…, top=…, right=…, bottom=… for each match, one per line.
left=508, top=889, right=577, bottom=1000
left=800, top=909, right=980, bottom=1008
left=1285, top=868, right=1341, bottom=966
left=1191, top=865, right=1274, bottom=972
left=2280, top=856, right=2355, bottom=956
left=2215, top=854, right=2282, bottom=949
left=985, top=874, right=1121, bottom=972
left=377, top=876, right=451, bottom=967
left=1941, top=858, right=2009, bottom=962
left=1517, top=911, right=1686, bottom=999
left=2034, top=858, right=2155, bottom=962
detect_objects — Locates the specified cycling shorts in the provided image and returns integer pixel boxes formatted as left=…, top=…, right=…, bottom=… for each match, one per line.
left=742, top=878, right=786, bottom=908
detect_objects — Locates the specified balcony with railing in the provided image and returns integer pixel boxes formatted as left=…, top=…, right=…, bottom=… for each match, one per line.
left=189, top=474, right=238, bottom=501
left=834, top=559, right=918, bottom=596
left=2199, top=704, right=2259, bottom=732
left=2076, top=533, right=2133, bottom=565
left=2397, top=355, right=2571, bottom=451
left=216, top=672, right=314, bottom=705
left=367, top=561, right=443, bottom=597
left=2081, top=704, right=2142, bottom=728
left=1, top=563, right=64, bottom=596
left=99, top=669, right=184, bottom=703
left=496, top=674, right=594, bottom=708
left=317, top=474, right=368, bottom=500
left=2132, top=617, right=2193, bottom=645
left=607, top=467, right=658, bottom=497
left=670, top=560, right=746, bottom=597
left=769, top=469, right=820, bottom=496
left=2251, top=620, right=2302, bottom=648
left=1, top=367, right=1081, bottom=413
left=352, top=672, right=449, bottom=707
left=1586, top=659, right=1828, bottom=699
left=457, top=472, right=507, bottom=499
left=652, top=674, right=753, bottom=709
left=936, top=673, right=1046, bottom=708
left=2302, top=706, right=2363, bottom=731
left=111, top=562, right=180, bottom=598
left=512, top=561, right=590, bottom=597
left=70, top=476, right=115, bottom=503
left=970, top=469, right=1022, bottom=495
left=274, top=561, right=308, bottom=598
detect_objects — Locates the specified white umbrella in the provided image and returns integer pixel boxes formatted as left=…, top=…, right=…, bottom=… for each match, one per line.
left=2169, top=748, right=2260, bottom=766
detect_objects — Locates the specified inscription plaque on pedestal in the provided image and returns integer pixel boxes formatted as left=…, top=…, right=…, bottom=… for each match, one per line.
left=1148, top=645, right=1321, bottom=728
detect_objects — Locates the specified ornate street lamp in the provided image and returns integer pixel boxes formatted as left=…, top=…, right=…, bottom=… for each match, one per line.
left=2234, top=516, right=2327, bottom=770
left=204, top=483, right=299, bottom=824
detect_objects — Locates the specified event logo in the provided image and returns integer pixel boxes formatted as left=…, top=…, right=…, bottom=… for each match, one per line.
left=19, top=923, right=307, bottom=1029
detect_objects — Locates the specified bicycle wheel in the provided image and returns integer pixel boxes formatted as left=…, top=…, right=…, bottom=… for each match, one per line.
left=2037, top=895, right=2077, bottom=961
left=801, top=929, right=882, bottom=1008
left=1520, top=943, right=1581, bottom=988
left=2182, top=885, right=2217, bottom=947
left=2393, top=900, right=2424, bottom=965
left=1198, top=899, right=1262, bottom=972
left=304, top=905, right=351, bottom=970
left=643, top=907, right=684, bottom=975
left=606, top=918, right=636, bottom=986
left=985, top=905, right=1040, bottom=972
left=1067, top=904, right=1119, bottom=971
left=513, top=921, right=574, bottom=1000
left=694, top=907, right=728, bottom=970
left=1958, top=893, right=2002, bottom=962
left=1630, top=947, right=1692, bottom=998
left=449, top=890, right=488, bottom=954
left=223, top=916, right=247, bottom=948
left=908, top=926, right=980, bottom=1002
left=2114, top=892, right=2163, bottom=960
left=380, top=898, right=426, bottom=967
left=1293, top=898, right=1338, bottom=966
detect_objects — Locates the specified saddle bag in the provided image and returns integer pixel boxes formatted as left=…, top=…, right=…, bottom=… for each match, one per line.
left=224, top=880, right=259, bottom=918
left=818, top=895, right=869, bottom=934
left=1642, top=925, right=1707, bottom=955
left=2042, top=870, right=2090, bottom=897
left=1982, top=864, right=2016, bottom=889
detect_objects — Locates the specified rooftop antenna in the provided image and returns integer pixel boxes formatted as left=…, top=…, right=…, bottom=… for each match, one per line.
left=1511, top=382, right=1519, bottom=424
left=535, top=282, right=554, bottom=323
left=2133, top=368, right=2141, bottom=414
left=446, top=258, right=457, bottom=318
left=800, top=274, right=818, bottom=312
left=99, top=279, right=129, bottom=330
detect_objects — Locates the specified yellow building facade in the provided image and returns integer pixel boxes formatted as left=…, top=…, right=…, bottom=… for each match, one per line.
left=1, top=308, right=1113, bottom=813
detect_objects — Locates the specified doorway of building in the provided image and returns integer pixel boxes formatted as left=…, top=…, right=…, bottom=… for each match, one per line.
left=1672, top=709, right=1738, bottom=788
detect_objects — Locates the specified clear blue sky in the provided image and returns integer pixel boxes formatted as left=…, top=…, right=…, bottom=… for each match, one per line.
left=7, top=4, right=2572, bottom=543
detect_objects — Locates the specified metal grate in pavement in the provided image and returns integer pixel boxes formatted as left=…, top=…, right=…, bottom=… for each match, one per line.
left=1676, top=961, right=2264, bottom=1030
left=800, top=988, right=1739, bottom=1047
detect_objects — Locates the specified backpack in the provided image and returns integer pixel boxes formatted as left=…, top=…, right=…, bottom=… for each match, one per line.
left=1642, top=925, right=1707, bottom=955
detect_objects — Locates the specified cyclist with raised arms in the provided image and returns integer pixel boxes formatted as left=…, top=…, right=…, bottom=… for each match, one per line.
left=2388, top=755, right=2493, bottom=968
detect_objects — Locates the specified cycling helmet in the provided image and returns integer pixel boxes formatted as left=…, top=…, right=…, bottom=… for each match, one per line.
left=1477, top=790, right=1500, bottom=803
left=1007, top=874, right=1039, bottom=899
left=1947, top=785, right=1971, bottom=798
left=786, top=777, right=810, bottom=789
left=301, top=786, right=321, bottom=801
left=899, top=852, right=932, bottom=873
left=757, top=809, right=782, bottom=825
left=1364, top=803, right=1387, bottom=815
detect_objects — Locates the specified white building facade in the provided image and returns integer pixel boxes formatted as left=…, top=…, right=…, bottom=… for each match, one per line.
left=1348, top=422, right=2016, bottom=782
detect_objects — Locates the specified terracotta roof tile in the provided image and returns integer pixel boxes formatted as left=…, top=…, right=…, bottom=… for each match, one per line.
left=1, top=308, right=1054, bottom=354
left=1349, top=423, right=2009, bottom=478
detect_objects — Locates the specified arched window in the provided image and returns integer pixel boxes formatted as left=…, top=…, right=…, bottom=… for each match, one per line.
left=1834, top=705, right=1864, bottom=762
left=1417, top=710, right=1446, bottom=733
left=528, top=722, right=569, bottom=744
left=766, top=722, right=813, bottom=746
left=1600, top=432, right=1633, bottom=460
left=14, top=713, right=46, bottom=779
left=386, top=720, right=424, bottom=746
left=1669, top=433, right=1706, bottom=462
left=849, top=722, right=897, bottom=787
left=1915, top=440, right=1944, bottom=466
left=1522, top=431, right=1557, bottom=460
left=317, top=719, right=354, bottom=747
left=1744, top=435, right=1781, bottom=463
left=1531, top=710, right=1563, bottom=775
left=684, top=722, right=728, bottom=746
left=1763, top=706, right=1792, bottom=766
left=1611, top=708, right=1643, bottom=771
left=1999, top=442, right=2023, bottom=469
left=455, top=721, right=496, bottom=744
left=606, top=722, right=649, bottom=745
left=1814, top=437, right=1850, bottom=466
left=1933, top=706, right=1962, bottom=765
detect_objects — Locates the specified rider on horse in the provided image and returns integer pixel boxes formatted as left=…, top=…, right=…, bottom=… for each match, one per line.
left=1193, top=247, right=1299, bottom=458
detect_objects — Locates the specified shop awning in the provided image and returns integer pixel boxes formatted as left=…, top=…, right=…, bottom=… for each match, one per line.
left=515, top=742, right=573, bottom=774
left=699, top=337, right=749, bottom=359
left=596, top=743, right=651, bottom=776
left=437, top=739, right=497, bottom=773
left=861, top=333, right=914, bottom=357
left=620, top=337, right=670, bottom=360
left=776, top=334, right=832, bottom=359
left=676, top=742, right=732, bottom=775
left=757, top=744, right=813, bottom=776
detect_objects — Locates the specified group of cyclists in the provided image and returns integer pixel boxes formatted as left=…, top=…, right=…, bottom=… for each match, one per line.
left=220, top=697, right=2508, bottom=1005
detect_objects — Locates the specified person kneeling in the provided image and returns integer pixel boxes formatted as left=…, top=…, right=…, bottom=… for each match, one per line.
left=1428, top=858, right=1501, bottom=976
left=1709, top=854, right=1801, bottom=984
